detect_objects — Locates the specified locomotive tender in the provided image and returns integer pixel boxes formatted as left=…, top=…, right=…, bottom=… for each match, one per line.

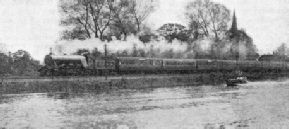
left=39, top=54, right=289, bottom=76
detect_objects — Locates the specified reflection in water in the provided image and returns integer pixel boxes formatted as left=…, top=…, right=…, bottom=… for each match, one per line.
left=1, top=81, right=289, bottom=128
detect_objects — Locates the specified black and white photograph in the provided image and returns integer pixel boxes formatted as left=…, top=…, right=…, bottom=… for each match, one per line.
left=1, top=0, right=289, bottom=128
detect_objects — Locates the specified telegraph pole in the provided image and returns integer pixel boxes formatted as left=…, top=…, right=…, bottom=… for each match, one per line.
left=104, top=44, right=108, bottom=80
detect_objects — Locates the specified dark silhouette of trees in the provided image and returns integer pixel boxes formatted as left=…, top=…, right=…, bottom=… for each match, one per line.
left=10, top=50, right=40, bottom=76
left=0, top=53, right=13, bottom=75
left=157, top=23, right=190, bottom=42
left=138, top=25, right=155, bottom=43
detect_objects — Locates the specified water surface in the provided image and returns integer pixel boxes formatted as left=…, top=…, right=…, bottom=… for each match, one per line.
left=1, top=81, right=289, bottom=128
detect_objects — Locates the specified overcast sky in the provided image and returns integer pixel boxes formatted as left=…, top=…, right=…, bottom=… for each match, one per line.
left=0, top=0, right=289, bottom=61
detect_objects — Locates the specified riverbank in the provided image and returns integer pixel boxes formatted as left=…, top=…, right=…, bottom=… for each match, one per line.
left=0, top=72, right=287, bottom=94
left=0, top=73, right=226, bottom=94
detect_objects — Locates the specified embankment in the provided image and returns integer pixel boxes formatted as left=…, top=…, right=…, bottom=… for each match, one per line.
left=0, top=73, right=228, bottom=94
left=0, top=72, right=286, bottom=94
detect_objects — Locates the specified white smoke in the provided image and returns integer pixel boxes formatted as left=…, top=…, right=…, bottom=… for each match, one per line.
left=54, top=35, right=188, bottom=55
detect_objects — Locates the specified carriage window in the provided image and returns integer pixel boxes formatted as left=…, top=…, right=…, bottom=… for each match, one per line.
left=155, top=60, right=161, bottom=65
left=198, top=61, right=207, bottom=65
left=139, top=60, right=144, bottom=65
left=150, top=60, right=154, bottom=65
left=189, top=62, right=195, bottom=65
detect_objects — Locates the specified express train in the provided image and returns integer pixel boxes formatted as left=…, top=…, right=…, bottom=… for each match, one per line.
left=38, top=54, right=289, bottom=76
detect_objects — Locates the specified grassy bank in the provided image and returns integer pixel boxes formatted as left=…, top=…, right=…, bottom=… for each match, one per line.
left=1, top=72, right=286, bottom=95
left=0, top=73, right=230, bottom=94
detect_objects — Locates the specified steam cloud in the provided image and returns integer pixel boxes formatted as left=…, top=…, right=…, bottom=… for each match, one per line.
left=54, top=35, right=247, bottom=59
left=54, top=36, right=190, bottom=58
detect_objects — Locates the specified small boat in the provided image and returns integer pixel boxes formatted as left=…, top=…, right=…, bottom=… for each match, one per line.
left=226, top=77, right=247, bottom=86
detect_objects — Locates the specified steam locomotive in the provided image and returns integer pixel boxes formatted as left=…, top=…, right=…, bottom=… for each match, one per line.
left=38, top=54, right=289, bottom=76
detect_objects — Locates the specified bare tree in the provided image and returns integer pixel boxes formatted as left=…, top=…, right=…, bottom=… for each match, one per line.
left=60, top=0, right=114, bottom=40
left=110, top=0, right=135, bottom=41
left=129, top=0, right=156, bottom=32
left=87, top=0, right=114, bottom=40
left=109, top=0, right=158, bottom=40
left=60, top=0, right=92, bottom=39
left=60, top=0, right=158, bottom=41
left=186, top=0, right=230, bottom=40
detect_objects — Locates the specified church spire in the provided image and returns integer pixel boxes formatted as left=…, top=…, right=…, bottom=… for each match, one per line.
left=231, top=10, right=237, bottom=32
left=230, top=10, right=238, bottom=38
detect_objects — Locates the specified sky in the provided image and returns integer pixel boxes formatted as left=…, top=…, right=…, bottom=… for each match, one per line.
left=0, top=0, right=289, bottom=61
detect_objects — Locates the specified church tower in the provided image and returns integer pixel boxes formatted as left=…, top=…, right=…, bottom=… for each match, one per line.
left=230, top=10, right=238, bottom=38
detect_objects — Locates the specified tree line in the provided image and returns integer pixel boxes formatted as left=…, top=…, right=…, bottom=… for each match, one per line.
left=61, top=0, right=259, bottom=60
left=0, top=50, right=40, bottom=77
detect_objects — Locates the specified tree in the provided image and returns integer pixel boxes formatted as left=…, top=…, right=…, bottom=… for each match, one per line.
left=185, top=0, right=230, bottom=40
left=60, top=0, right=158, bottom=41
left=109, top=0, right=158, bottom=40
left=12, top=50, right=40, bottom=76
left=138, top=49, right=146, bottom=57
left=157, top=23, right=190, bottom=42
left=60, top=0, right=114, bottom=40
left=128, top=0, right=157, bottom=32
left=275, top=43, right=287, bottom=56
left=132, top=44, right=138, bottom=57
left=138, top=25, right=155, bottom=43
left=109, top=0, right=138, bottom=41
left=0, top=53, right=12, bottom=75
left=91, top=48, right=103, bottom=58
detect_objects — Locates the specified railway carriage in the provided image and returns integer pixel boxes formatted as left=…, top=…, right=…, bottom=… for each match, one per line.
left=162, top=59, right=196, bottom=73
left=259, top=61, right=271, bottom=71
left=218, top=60, right=237, bottom=71
left=237, top=60, right=259, bottom=72
left=270, top=61, right=285, bottom=70
left=94, top=60, right=116, bottom=75
left=285, top=62, right=289, bottom=70
left=116, top=57, right=163, bottom=74
left=196, top=59, right=220, bottom=72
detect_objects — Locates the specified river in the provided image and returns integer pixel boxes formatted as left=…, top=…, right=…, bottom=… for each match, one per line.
left=1, top=80, right=289, bottom=129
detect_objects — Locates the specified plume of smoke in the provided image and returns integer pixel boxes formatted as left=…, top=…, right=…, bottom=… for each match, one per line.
left=53, top=35, right=246, bottom=60
left=54, top=35, right=190, bottom=57
left=239, top=41, right=247, bottom=60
